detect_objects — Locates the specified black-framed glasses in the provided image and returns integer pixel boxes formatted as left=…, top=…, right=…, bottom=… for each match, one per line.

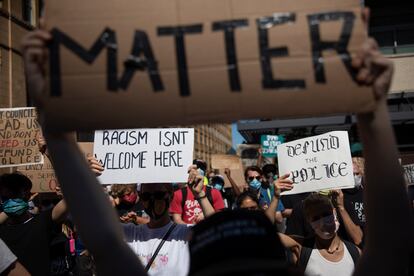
left=248, top=176, right=261, bottom=181
left=140, top=192, right=168, bottom=201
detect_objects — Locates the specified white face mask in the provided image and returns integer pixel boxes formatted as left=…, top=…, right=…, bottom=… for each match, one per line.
left=354, top=175, right=363, bottom=188
left=310, top=214, right=340, bottom=240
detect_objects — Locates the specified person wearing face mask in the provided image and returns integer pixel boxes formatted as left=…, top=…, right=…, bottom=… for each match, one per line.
left=0, top=173, right=68, bottom=276
left=279, top=193, right=361, bottom=276
left=123, top=166, right=215, bottom=276
left=209, top=175, right=235, bottom=209
left=244, top=166, right=285, bottom=221
left=110, top=184, right=148, bottom=225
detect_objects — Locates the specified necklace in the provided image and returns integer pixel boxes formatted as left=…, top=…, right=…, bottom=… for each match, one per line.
left=326, top=241, right=341, bottom=254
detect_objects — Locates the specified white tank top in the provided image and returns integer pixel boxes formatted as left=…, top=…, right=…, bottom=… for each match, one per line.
left=304, top=242, right=355, bottom=276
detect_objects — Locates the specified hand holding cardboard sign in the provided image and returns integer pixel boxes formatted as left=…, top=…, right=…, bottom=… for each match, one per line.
left=352, top=38, right=394, bottom=103
left=36, top=132, right=48, bottom=155
left=274, top=173, right=293, bottom=199
left=21, top=28, right=51, bottom=109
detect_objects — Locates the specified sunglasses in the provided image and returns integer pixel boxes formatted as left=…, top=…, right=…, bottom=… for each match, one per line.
left=248, top=176, right=261, bottom=181
left=140, top=192, right=168, bottom=201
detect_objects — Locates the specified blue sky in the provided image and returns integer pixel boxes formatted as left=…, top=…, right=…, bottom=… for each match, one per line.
left=231, top=123, right=245, bottom=148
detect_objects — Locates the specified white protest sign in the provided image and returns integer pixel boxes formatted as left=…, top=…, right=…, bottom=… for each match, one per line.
left=277, top=131, right=354, bottom=195
left=94, top=128, right=194, bottom=184
left=403, top=164, right=414, bottom=186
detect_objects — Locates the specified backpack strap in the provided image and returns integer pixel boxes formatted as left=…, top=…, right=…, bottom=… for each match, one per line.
left=343, top=240, right=360, bottom=265
left=144, top=223, right=177, bottom=272
left=180, top=187, right=188, bottom=214
left=297, top=245, right=313, bottom=271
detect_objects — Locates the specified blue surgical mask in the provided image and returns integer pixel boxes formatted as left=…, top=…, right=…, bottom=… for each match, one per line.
left=2, top=199, right=29, bottom=217
left=213, top=183, right=223, bottom=191
left=249, top=179, right=262, bottom=190
left=197, top=168, right=205, bottom=177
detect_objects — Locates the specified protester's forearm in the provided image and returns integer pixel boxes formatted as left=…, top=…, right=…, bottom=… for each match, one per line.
left=172, top=214, right=187, bottom=225
left=44, top=133, right=145, bottom=276
left=52, top=199, right=67, bottom=222
left=357, top=101, right=412, bottom=245
left=265, top=196, right=279, bottom=224
left=256, top=154, right=263, bottom=167
left=337, top=207, right=363, bottom=245
left=226, top=175, right=242, bottom=197
left=197, top=196, right=215, bottom=218
left=355, top=101, right=413, bottom=275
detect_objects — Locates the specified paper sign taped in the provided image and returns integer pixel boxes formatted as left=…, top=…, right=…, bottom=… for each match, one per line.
left=211, top=154, right=245, bottom=189
left=42, top=0, right=373, bottom=131
left=277, top=131, right=354, bottom=195
left=94, top=128, right=194, bottom=184
left=0, top=107, right=43, bottom=168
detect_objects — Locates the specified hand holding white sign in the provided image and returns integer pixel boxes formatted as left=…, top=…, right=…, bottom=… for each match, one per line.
left=94, top=128, right=194, bottom=184
left=277, top=131, right=354, bottom=195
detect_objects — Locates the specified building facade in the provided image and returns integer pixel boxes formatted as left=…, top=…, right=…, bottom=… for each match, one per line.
left=0, top=0, right=40, bottom=174
left=0, top=0, right=40, bottom=109
left=192, top=124, right=233, bottom=168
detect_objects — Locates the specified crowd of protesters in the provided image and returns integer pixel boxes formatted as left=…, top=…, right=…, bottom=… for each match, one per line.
left=0, top=8, right=414, bottom=276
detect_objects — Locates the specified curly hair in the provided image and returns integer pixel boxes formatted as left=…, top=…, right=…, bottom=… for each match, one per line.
left=110, top=184, right=137, bottom=198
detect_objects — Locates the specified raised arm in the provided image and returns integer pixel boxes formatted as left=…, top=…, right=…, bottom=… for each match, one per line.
left=224, top=168, right=244, bottom=197
left=352, top=38, right=413, bottom=276
left=188, top=165, right=215, bottom=218
left=22, top=29, right=146, bottom=276
left=331, top=189, right=363, bottom=246
left=265, top=173, right=293, bottom=224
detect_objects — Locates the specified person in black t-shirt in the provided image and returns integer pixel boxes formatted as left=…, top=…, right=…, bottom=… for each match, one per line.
left=0, top=173, right=67, bottom=276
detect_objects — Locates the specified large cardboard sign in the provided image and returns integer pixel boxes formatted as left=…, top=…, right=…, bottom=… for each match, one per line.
left=17, top=142, right=94, bottom=193
left=42, top=0, right=373, bottom=131
left=261, top=135, right=284, bottom=158
left=94, top=128, right=194, bottom=184
left=403, top=164, right=414, bottom=186
left=211, top=154, right=245, bottom=189
left=0, top=107, right=43, bottom=168
left=277, top=131, right=354, bottom=195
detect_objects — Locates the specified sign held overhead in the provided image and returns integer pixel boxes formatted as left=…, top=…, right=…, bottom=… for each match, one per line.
left=277, top=131, right=354, bottom=195
left=43, top=0, right=373, bottom=131
left=94, top=128, right=194, bottom=184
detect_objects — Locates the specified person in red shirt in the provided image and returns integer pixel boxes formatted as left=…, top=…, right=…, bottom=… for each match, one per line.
left=170, top=178, right=225, bottom=225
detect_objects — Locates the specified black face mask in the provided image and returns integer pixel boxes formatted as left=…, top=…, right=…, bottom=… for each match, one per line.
left=144, top=198, right=170, bottom=220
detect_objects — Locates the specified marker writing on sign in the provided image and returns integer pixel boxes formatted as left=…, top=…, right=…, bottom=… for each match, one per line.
left=101, top=151, right=147, bottom=170
left=102, top=130, right=148, bottom=146
left=290, top=162, right=348, bottom=184
left=154, top=150, right=183, bottom=168
left=49, top=11, right=357, bottom=97
left=158, top=130, right=189, bottom=146
left=286, top=135, right=340, bottom=157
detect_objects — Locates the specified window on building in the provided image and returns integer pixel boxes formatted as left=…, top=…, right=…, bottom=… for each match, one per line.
left=39, top=0, right=44, bottom=17
left=22, top=0, right=36, bottom=25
